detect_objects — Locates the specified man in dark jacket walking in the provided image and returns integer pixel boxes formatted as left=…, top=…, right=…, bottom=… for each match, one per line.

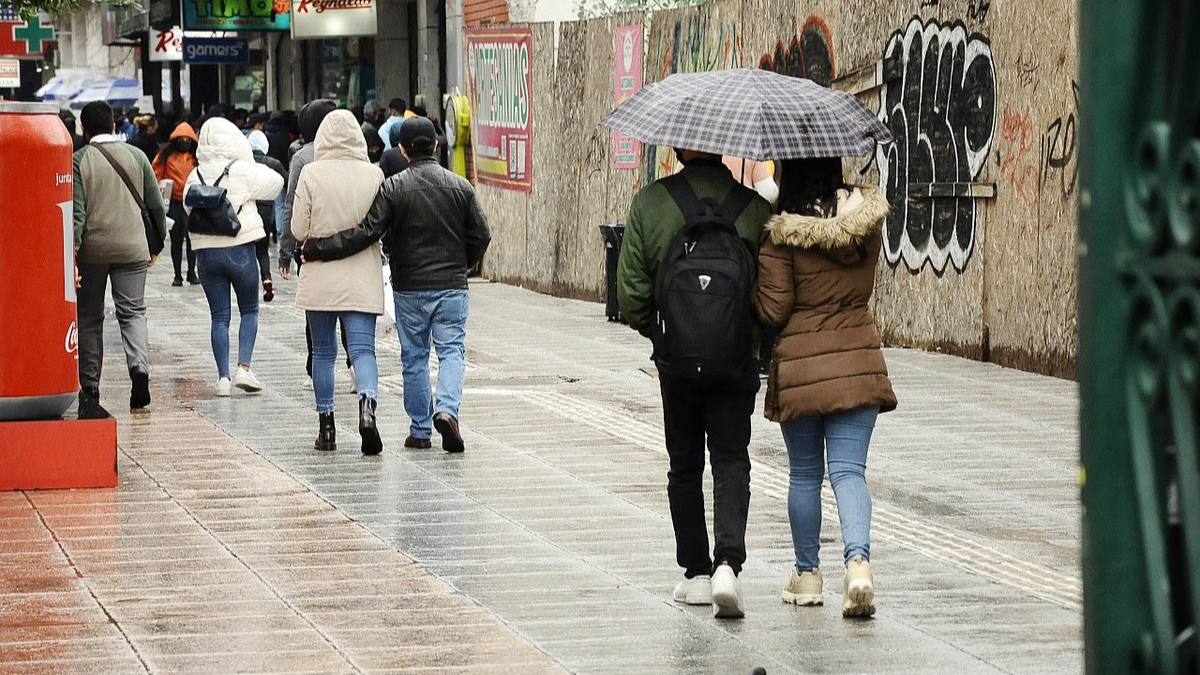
left=303, top=117, right=491, bottom=453
left=616, top=148, right=770, bottom=619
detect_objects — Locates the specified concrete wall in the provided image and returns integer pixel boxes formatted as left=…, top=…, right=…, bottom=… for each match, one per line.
left=472, top=0, right=1080, bottom=378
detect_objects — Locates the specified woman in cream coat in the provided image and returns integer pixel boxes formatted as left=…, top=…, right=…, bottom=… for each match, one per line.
left=184, top=117, right=285, bottom=397
left=292, top=110, right=386, bottom=455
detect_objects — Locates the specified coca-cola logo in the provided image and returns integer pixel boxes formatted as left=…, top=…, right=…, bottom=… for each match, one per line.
left=65, top=321, right=78, bottom=354
left=296, top=0, right=373, bottom=12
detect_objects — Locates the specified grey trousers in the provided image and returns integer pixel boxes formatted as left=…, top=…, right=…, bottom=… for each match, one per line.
left=77, top=261, right=150, bottom=392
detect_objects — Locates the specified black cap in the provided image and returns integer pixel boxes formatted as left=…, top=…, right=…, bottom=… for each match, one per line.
left=399, top=116, right=437, bottom=151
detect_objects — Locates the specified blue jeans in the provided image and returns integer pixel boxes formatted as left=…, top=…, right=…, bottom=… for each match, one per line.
left=780, top=406, right=879, bottom=570
left=394, top=289, right=469, bottom=438
left=307, top=311, right=378, bottom=413
left=197, top=243, right=260, bottom=379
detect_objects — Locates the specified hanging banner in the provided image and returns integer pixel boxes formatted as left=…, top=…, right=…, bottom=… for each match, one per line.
left=0, top=58, right=18, bottom=87
left=466, top=27, right=534, bottom=192
left=290, top=0, right=377, bottom=39
left=612, top=25, right=642, bottom=170
left=183, top=0, right=290, bottom=32
left=149, top=26, right=183, bottom=62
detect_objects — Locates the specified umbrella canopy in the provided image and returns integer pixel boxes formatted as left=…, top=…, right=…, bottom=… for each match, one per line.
left=601, top=68, right=891, bottom=160
left=67, top=78, right=142, bottom=109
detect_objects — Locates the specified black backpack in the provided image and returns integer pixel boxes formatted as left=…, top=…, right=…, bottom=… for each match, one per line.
left=184, top=162, right=243, bottom=237
left=652, top=175, right=757, bottom=381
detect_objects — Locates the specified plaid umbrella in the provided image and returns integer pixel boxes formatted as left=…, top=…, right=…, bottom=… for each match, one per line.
left=601, top=68, right=891, bottom=160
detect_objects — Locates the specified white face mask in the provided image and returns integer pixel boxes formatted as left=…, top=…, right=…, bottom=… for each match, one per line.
left=753, top=177, right=779, bottom=205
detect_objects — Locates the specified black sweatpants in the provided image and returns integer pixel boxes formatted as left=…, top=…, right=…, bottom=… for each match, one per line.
left=659, top=371, right=759, bottom=577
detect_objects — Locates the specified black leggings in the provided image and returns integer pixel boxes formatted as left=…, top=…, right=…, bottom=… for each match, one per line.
left=168, top=200, right=194, bottom=278
left=255, top=237, right=272, bottom=283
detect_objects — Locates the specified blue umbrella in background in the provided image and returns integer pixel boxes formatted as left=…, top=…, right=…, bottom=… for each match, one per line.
left=68, top=78, right=142, bottom=109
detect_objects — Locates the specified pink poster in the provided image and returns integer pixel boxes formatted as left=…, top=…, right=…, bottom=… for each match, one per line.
left=612, top=25, right=643, bottom=170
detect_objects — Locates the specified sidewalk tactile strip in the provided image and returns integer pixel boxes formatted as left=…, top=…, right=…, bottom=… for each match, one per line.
left=515, top=389, right=1082, bottom=610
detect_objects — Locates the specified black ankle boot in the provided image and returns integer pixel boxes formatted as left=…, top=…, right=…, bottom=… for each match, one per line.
left=315, top=412, right=336, bottom=451
left=359, top=396, right=382, bottom=456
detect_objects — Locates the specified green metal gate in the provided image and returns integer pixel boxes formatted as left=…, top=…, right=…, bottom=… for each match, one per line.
left=1079, top=2, right=1200, bottom=672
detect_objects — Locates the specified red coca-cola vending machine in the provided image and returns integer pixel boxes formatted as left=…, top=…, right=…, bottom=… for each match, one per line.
left=0, top=102, right=117, bottom=490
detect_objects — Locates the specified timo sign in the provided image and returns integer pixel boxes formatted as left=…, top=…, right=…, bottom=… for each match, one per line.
left=183, top=36, right=249, bottom=63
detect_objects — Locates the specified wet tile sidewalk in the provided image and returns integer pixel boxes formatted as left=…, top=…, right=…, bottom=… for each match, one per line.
left=1, top=260, right=1082, bottom=674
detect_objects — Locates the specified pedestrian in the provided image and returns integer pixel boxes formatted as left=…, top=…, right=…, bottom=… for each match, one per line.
left=153, top=121, right=200, bottom=286
left=265, top=110, right=291, bottom=168
left=58, top=109, right=85, bottom=151
left=753, top=157, right=897, bottom=619
left=248, top=129, right=286, bottom=301
left=361, top=99, right=385, bottom=135
left=127, top=114, right=160, bottom=161
left=377, top=122, right=408, bottom=179
left=183, top=117, right=285, bottom=397
left=71, top=100, right=168, bottom=418
left=377, top=98, right=413, bottom=150
left=302, top=117, right=491, bottom=453
left=112, top=106, right=136, bottom=141
left=363, top=127, right=385, bottom=164
left=290, top=110, right=387, bottom=454
left=616, top=147, right=771, bottom=619
left=279, top=98, right=353, bottom=390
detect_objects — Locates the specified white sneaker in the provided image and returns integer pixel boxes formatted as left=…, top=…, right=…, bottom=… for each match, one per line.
left=842, top=555, right=876, bottom=618
left=232, top=367, right=263, bottom=393
left=672, top=575, right=711, bottom=605
left=711, top=562, right=745, bottom=618
left=782, top=567, right=823, bottom=605
left=349, top=365, right=357, bottom=394
left=304, top=376, right=314, bottom=390
left=215, top=377, right=232, bottom=397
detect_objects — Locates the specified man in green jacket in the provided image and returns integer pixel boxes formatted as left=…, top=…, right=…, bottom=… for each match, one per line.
left=616, top=148, right=771, bottom=619
left=73, top=100, right=167, bottom=418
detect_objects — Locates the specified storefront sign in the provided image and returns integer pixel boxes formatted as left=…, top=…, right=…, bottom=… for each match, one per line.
left=183, top=0, right=290, bottom=32
left=149, top=27, right=183, bottom=62
left=0, top=13, right=54, bottom=58
left=612, top=25, right=642, bottom=170
left=466, top=27, right=534, bottom=192
left=183, top=36, right=249, bottom=63
left=290, top=0, right=376, bottom=39
left=0, top=58, right=19, bottom=87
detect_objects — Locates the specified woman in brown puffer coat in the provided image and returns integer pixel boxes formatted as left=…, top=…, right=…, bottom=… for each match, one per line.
left=753, top=157, right=897, bottom=620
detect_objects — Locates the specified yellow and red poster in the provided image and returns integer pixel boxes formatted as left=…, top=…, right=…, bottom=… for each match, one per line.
left=612, top=25, right=642, bottom=170
left=466, top=27, right=533, bottom=192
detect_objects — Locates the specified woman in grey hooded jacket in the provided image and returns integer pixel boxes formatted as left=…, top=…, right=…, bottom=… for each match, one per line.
left=291, top=110, right=386, bottom=455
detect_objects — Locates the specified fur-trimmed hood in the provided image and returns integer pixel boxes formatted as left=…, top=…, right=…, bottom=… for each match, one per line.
left=764, top=185, right=889, bottom=250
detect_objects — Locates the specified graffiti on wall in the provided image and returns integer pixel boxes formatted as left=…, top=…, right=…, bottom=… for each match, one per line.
left=877, top=17, right=997, bottom=275
left=645, top=14, right=743, bottom=180
left=757, top=16, right=835, bottom=86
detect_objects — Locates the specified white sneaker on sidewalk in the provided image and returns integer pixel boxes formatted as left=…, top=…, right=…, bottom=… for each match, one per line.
left=711, top=562, right=745, bottom=618
left=842, top=555, right=875, bottom=618
left=672, top=575, right=711, bottom=605
left=215, top=377, right=232, bottom=397
left=782, top=567, right=823, bottom=605
left=232, top=367, right=263, bottom=393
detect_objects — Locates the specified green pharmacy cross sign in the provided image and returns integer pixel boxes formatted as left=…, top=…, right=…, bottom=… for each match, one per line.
left=14, top=16, right=52, bottom=53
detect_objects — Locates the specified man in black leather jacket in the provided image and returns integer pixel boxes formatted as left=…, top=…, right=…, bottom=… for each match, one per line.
left=303, top=116, right=491, bottom=453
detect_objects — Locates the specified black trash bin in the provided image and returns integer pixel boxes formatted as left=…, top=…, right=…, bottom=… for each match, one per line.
left=599, top=223, right=626, bottom=322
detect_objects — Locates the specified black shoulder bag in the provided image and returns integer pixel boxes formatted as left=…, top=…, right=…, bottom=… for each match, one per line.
left=93, top=143, right=165, bottom=256
left=184, top=162, right=243, bottom=237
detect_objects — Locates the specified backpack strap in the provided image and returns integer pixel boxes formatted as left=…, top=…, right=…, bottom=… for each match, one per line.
left=660, top=173, right=705, bottom=223
left=717, top=183, right=758, bottom=226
